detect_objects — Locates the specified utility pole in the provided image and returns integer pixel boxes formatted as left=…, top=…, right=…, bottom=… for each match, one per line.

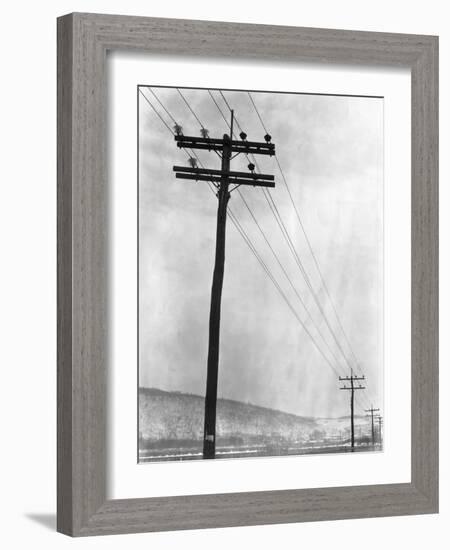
left=375, top=414, right=383, bottom=445
left=365, top=405, right=380, bottom=446
left=173, top=110, right=276, bottom=459
left=339, top=370, right=365, bottom=450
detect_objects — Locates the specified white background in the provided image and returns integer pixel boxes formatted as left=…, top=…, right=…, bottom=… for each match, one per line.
left=109, top=55, right=411, bottom=498
left=0, top=1, right=447, bottom=549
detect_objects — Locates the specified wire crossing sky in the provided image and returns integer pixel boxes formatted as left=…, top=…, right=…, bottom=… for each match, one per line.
left=138, top=86, right=383, bottom=419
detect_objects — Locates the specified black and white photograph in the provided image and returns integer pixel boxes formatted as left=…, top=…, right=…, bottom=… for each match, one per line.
left=1, top=1, right=441, bottom=544
left=138, top=85, right=384, bottom=463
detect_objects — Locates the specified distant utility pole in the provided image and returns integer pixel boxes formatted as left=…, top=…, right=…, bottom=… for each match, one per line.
left=173, top=110, right=276, bottom=459
left=375, top=414, right=383, bottom=444
left=365, top=405, right=380, bottom=446
left=339, top=370, right=365, bottom=450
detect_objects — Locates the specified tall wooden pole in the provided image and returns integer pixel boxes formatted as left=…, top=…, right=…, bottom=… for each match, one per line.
left=203, top=112, right=233, bottom=459
left=172, top=108, right=275, bottom=459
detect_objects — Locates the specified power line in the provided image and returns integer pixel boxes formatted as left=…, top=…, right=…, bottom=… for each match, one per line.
left=218, top=91, right=236, bottom=136
left=261, top=180, right=355, bottom=374
left=210, top=89, right=260, bottom=170
left=140, top=89, right=216, bottom=184
left=217, top=91, right=359, bottom=380
left=176, top=88, right=224, bottom=159
left=274, top=170, right=375, bottom=408
left=236, top=188, right=343, bottom=369
left=247, top=91, right=269, bottom=134
left=146, top=87, right=178, bottom=126
left=177, top=88, right=206, bottom=131
left=139, top=89, right=174, bottom=135
left=208, top=90, right=230, bottom=129
left=246, top=91, right=376, bottom=408
left=228, top=210, right=341, bottom=378
left=276, top=156, right=365, bottom=375
left=248, top=92, right=365, bottom=374
left=204, top=178, right=340, bottom=377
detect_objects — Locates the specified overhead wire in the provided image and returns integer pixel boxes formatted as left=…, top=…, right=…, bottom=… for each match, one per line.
left=177, top=88, right=207, bottom=131
left=227, top=210, right=341, bottom=377
left=208, top=90, right=230, bottom=129
left=246, top=91, right=377, bottom=410
left=146, top=87, right=178, bottom=126
left=219, top=90, right=355, bottom=374
left=248, top=91, right=366, bottom=375
left=139, top=89, right=174, bottom=135
left=140, top=88, right=218, bottom=186
left=236, top=188, right=343, bottom=369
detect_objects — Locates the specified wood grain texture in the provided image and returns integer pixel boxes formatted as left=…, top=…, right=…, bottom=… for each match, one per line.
left=57, top=12, right=439, bottom=536
left=410, top=36, right=439, bottom=506
left=57, top=13, right=73, bottom=535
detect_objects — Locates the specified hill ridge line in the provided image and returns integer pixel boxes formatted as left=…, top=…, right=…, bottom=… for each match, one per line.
left=139, top=386, right=360, bottom=421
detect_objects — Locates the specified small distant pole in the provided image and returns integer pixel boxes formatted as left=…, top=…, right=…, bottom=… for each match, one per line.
left=375, top=415, right=383, bottom=445
left=365, top=405, right=380, bottom=446
left=339, top=370, right=365, bottom=450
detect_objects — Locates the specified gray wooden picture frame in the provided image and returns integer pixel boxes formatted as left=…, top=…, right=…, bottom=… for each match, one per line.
left=57, top=12, right=438, bottom=537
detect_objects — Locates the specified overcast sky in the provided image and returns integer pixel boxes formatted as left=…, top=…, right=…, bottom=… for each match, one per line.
left=138, top=86, right=383, bottom=419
